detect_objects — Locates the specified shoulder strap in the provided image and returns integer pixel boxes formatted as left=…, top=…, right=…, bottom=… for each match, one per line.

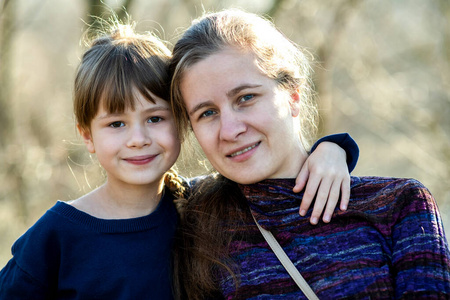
left=252, top=215, right=319, bottom=300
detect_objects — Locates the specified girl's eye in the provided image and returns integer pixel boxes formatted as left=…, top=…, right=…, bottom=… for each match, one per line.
left=200, top=110, right=216, bottom=119
left=109, top=121, right=124, bottom=128
left=148, top=117, right=163, bottom=123
left=239, top=94, right=254, bottom=103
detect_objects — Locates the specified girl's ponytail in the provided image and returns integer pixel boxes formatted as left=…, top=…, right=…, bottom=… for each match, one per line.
left=164, top=168, right=185, bottom=199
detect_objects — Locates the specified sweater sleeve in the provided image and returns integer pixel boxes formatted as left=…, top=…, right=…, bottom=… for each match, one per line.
left=390, top=179, right=450, bottom=298
left=310, top=133, right=359, bottom=173
left=0, top=258, right=53, bottom=300
left=0, top=212, right=59, bottom=299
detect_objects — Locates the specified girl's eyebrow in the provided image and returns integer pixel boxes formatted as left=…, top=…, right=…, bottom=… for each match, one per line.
left=143, top=106, right=170, bottom=113
left=97, top=106, right=170, bottom=119
left=96, top=112, right=123, bottom=119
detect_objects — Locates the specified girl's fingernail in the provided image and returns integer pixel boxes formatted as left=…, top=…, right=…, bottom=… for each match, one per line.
left=311, top=217, right=318, bottom=225
left=300, top=210, right=306, bottom=216
left=323, top=215, right=331, bottom=223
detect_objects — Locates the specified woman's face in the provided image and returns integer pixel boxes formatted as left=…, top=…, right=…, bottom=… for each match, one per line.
left=180, top=47, right=307, bottom=184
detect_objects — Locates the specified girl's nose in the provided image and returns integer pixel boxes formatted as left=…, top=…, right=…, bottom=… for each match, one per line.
left=127, top=125, right=151, bottom=148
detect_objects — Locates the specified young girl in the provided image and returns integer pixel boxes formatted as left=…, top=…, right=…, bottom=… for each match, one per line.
left=0, top=19, right=357, bottom=299
left=0, top=22, right=183, bottom=299
left=170, top=9, right=450, bottom=299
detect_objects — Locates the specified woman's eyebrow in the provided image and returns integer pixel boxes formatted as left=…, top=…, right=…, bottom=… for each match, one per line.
left=226, top=84, right=262, bottom=98
left=188, top=101, right=214, bottom=116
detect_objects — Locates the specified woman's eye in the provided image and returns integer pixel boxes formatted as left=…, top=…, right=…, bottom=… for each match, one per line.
left=239, top=94, right=254, bottom=103
left=109, top=121, right=124, bottom=128
left=200, top=110, right=216, bottom=118
left=148, top=117, right=163, bottom=123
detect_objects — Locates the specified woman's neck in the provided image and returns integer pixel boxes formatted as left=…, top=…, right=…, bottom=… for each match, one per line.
left=267, top=142, right=308, bottom=180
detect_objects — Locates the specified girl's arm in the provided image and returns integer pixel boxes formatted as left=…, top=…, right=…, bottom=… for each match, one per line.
left=294, top=133, right=359, bottom=225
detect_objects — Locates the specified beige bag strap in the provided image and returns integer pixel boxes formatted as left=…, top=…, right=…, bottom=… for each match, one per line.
left=252, top=215, right=319, bottom=300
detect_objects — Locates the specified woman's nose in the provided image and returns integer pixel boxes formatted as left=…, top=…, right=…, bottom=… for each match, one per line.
left=219, top=110, right=247, bottom=141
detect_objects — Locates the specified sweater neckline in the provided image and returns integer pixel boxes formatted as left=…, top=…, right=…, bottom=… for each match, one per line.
left=52, top=189, right=175, bottom=233
left=238, top=178, right=306, bottom=231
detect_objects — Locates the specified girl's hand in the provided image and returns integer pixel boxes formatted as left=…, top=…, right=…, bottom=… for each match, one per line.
left=293, top=142, right=350, bottom=225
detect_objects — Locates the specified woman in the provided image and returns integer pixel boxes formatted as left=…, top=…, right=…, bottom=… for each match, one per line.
left=170, top=9, right=450, bottom=299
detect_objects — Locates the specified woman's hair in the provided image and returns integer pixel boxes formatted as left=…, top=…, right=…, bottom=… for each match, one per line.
left=173, top=174, right=248, bottom=300
left=171, top=8, right=318, bottom=299
left=169, top=8, right=318, bottom=147
left=74, top=18, right=184, bottom=197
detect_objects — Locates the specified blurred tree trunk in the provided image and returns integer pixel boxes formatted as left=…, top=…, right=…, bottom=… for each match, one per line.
left=0, top=0, right=13, bottom=149
left=315, top=0, right=361, bottom=135
left=439, top=0, right=450, bottom=88
left=437, top=0, right=450, bottom=185
left=0, top=0, right=28, bottom=220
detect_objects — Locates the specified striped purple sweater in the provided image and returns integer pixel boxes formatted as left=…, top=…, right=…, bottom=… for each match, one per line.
left=217, top=176, right=450, bottom=299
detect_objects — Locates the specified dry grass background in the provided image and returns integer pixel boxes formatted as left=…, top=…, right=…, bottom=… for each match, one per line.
left=0, top=0, right=449, bottom=267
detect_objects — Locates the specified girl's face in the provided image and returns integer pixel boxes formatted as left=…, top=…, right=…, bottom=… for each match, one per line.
left=180, top=47, right=307, bottom=184
left=79, top=91, right=180, bottom=190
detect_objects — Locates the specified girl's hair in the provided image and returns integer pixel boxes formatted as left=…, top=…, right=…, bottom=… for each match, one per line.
left=169, top=8, right=318, bottom=147
left=74, top=19, right=184, bottom=197
left=74, top=20, right=171, bottom=131
left=170, top=9, right=318, bottom=299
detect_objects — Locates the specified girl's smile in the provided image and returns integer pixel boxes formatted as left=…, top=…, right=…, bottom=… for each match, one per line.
left=123, top=154, right=159, bottom=165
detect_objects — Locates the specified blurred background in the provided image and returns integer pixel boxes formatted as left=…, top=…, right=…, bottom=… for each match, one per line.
left=0, top=0, right=449, bottom=266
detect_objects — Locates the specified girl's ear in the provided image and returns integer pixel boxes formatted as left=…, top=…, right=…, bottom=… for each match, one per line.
left=289, top=88, right=301, bottom=117
left=77, top=124, right=95, bottom=154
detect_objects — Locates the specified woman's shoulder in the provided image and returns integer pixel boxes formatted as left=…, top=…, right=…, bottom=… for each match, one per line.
left=349, top=176, right=436, bottom=214
left=351, top=176, right=429, bottom=194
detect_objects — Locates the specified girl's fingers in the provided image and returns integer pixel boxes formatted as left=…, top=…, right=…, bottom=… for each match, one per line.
left=300, top=174, right=320, bottom=218
left=294, top=164, right=309, bottom=193
left=322, top=179, right=342, bottom=223
left=310, top=177, right=332, bottom=224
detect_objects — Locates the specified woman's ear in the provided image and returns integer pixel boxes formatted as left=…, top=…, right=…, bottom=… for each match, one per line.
left=77, top=124, right=95, bottom=154
left=289, top=88, right=301, bottom=117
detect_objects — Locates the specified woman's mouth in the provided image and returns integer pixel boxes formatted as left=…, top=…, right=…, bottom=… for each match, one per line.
left=228, top=142, right=260, bottom=157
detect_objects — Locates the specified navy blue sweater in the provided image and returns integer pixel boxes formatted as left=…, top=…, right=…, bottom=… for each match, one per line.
left=311, top=133, right=359, bottom=173
left=0, top=188, right=177, bottom=299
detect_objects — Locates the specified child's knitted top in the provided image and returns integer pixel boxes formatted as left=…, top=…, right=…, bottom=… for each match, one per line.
left=217, top=177, right=450, bottom=299
left=0, top=188, right=178, bottom=299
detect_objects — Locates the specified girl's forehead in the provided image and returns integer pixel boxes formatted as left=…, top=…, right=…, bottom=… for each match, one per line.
left=96, top=94, right=170, bottom=117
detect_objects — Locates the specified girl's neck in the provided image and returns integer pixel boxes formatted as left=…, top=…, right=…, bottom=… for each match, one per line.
left=69, top=179, right=165, bottom=219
